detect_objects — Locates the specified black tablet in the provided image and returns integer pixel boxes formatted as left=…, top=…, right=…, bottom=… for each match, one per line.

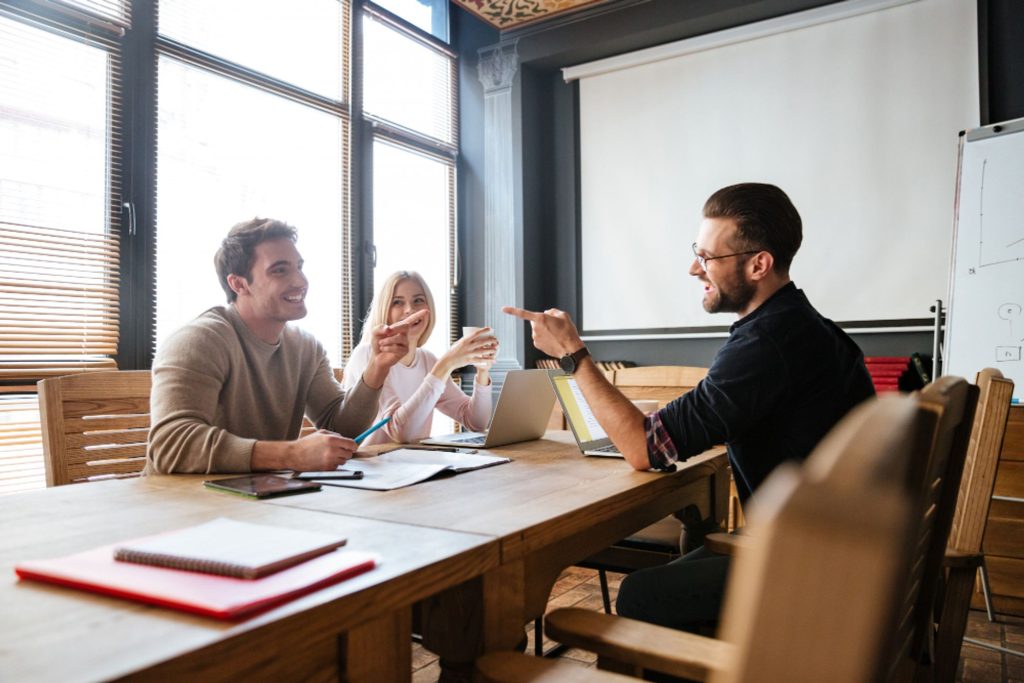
left=203, top=474, right=322, bottom=499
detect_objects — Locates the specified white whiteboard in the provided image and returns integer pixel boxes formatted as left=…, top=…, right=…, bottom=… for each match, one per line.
left=944, top=118, right=1024, bottom=403
left=569, top=0, right=978, bottom=334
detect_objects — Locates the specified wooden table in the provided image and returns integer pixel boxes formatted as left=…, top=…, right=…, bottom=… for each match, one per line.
left=231, top=431, right=728, bottom=679
left=0, top=476, right=499, bottom=682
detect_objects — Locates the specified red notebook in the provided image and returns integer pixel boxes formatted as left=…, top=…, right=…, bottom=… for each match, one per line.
left=15, top=544, right=377, bottom=620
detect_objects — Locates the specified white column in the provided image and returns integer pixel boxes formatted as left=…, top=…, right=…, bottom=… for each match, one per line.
left=477, top=41, right=522, bottom=385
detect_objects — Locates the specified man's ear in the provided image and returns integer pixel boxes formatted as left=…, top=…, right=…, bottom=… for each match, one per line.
left=748, top=251, right=775, bottom=281
left=226, top=273, right=250, bottom=298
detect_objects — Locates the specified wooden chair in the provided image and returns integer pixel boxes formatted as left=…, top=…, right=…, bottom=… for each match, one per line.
left=888, top=376, right=977, bottom=681
left=479, top=375, right=978, bottom=683
left=931, top=368, right=1014, bottom=682
left=37, top=371, right=152, bottom=486
left=477, top=393, right=925, bottom=683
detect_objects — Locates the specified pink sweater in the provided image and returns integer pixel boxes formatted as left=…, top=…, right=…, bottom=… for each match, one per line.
left=342, top=344, right=492, bottom=446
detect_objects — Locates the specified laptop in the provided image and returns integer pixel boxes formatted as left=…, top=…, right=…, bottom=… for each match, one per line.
left=420, top=369, right=556, bottom=448
left=547, top=371, right=623, bottom=457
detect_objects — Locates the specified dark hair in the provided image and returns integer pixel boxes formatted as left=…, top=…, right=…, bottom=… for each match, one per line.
left=703, top=183, right=802, bottom=274
left=214, top=218, right=298, bottom=302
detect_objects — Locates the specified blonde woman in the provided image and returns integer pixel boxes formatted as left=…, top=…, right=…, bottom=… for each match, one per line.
left=342, top=271, right=498, bottom=446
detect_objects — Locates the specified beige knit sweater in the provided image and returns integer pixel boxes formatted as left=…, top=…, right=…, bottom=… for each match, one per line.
left=146, top=306, right=379, bottom=474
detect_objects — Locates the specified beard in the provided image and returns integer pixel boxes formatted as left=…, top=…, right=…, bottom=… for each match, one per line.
left=702, top=262, right=756, bottom=314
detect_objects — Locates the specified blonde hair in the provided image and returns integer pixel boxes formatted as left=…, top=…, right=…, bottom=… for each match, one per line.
left=360, top=270, right=436, bottom=348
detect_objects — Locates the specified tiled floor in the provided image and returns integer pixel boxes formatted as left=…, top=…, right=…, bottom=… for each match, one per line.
left=411, top=567, right=1024, bottom=682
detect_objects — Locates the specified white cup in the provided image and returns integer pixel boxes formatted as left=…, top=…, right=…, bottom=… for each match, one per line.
left=462, top=326, right=497, bottom=369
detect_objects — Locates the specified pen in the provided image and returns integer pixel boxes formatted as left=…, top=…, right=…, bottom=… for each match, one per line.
left=399, top=446, right=478, bottom=454
left=354, top=416, right=392, bottom=444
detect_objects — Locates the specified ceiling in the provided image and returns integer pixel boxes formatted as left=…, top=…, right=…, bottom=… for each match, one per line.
left=451, top=0, right=610, bottom=30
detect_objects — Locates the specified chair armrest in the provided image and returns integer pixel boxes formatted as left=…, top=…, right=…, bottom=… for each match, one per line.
left=943, top=549, right=983, bottom=570
left=477, top=651, right=637, bottom=683
left=704, top=531, right=752, bottom=556
left=545, top=608, right=733, bottom=681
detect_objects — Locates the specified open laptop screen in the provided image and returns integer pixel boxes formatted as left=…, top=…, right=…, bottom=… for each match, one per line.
left=549, top=373, right=611, bottom=447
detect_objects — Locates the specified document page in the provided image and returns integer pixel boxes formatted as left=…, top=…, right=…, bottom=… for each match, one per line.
left=316, top=459, right=450, bottom=490
left=377, top=448, right=510, bottom=472
left=313, top=449, right=511, bottom=490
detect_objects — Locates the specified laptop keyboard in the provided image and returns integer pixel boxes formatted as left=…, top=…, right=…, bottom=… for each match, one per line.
left=448, top=434, right=487, bottom=445
left=589, top=443, right=620, bottom=454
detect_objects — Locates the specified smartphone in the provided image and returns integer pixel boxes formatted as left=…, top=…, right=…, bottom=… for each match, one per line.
left=293, top=469, right=364, bottom=480
left=203, top=474, right=322, bottom=498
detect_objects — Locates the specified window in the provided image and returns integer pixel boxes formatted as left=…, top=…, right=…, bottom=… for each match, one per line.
left=362, top=3, right=457, bottom=346
left=153, top=0, right=350, bottom=364
left=362, top=3, right=457, bottom=435
left=0, top=0, right=458, bottom=493
left=371, top=138, right=455, bottom=360
left=371, top=0, right=447, bottom=42
left=0, top=4, right=125, bottom=493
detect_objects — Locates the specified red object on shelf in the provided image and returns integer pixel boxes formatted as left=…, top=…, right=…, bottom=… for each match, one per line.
left=864, top=356, right=911, bottom=364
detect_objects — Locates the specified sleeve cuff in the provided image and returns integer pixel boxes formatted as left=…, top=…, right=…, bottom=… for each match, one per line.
left=645, top=411, right=679, bottom=471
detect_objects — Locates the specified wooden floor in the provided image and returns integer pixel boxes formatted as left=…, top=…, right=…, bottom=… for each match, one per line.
left=958, top=610, right=1024, bottom=682
left=410, top=567, right=1024, bottom=682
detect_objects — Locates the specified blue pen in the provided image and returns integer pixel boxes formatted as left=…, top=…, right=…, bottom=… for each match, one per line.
left=354, top=416, right=392, bottom=444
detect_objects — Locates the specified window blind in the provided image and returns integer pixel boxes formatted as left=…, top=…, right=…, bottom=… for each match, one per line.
left=36, top=0, right=130, bottom=33
left=362, top=6, right=457, bottom=149
left=0, top=9, right=123, bottom=390
left=0, top=395, right=44, bottom=494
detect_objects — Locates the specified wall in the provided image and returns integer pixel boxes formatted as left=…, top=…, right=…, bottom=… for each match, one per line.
left=454, top=0, right=1024, bottom=370
left=453, top=10, right=499, bottom=332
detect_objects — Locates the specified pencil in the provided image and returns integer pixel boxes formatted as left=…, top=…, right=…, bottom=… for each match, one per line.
left=354, top=416, right=392, bottom=444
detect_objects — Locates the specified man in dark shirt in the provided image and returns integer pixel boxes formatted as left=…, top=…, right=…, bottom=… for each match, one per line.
left=504, top=182, right=874, bottom=632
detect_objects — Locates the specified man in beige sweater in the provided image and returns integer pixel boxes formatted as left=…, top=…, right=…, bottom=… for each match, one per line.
left=146, top=218, right=423, bottom=474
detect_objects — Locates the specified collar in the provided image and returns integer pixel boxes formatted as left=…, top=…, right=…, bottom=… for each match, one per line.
left=729, top=281, right=800, bottom=333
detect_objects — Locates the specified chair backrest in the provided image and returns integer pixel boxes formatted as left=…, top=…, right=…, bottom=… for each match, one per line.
left=713, top=395, right=923, bottom=683
left=947, top=368, right=1014, bottom=554
left=883, top=375, right=977, bottom=681
left=611, top=365, right=708, bottom=409
left=37, top=371, right=152, bottom=486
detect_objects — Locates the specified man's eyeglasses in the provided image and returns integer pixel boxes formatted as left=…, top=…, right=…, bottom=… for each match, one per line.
left=691, top=242, right=761, bottom=271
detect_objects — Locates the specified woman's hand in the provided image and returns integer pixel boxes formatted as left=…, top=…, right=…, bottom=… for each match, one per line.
left=363, top=309, right=429, bottom=388
left=431, top=327, right=499, bottom=380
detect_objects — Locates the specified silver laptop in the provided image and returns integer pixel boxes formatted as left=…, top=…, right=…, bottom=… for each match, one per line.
left=548, top=371, right=622, bottom=457
left=421, top=369, right=556, bottom=448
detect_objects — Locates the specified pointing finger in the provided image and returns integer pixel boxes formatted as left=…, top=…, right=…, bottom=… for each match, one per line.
left=388, top=309, right=429, bottom=333
left=502, top=306, right=542, bottom=322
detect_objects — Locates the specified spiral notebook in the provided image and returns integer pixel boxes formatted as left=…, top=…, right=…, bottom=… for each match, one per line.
left=112, top=518, right=347, bottom=579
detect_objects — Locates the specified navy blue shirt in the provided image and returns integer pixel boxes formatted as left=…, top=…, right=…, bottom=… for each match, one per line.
left=649, top=282, right=875, bottom=503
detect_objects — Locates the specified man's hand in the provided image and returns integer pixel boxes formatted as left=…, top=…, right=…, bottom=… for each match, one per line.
left=252, top=429, right=357, bottom=472
left=363, top=309, right=429, bottom=388
left=502, top=306, right=585, bottom=358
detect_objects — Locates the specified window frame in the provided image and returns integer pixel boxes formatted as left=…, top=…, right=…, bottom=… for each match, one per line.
left=356, top=0, right=459, bottom=347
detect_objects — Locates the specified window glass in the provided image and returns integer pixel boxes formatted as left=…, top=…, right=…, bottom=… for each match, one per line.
left=371, top=139, right=452, bottom=362
left=155, top=57, right=346, bottom=364
left=371, top=0, right=447, bottom=42
left=158, top=0, right=346, bottom=100
left=362, top=13, right=454, bottom=144
left=0, top=16, right=108, bottom=235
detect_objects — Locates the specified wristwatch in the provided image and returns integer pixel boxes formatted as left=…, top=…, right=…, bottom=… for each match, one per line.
left=559, top=346, right=591, bottom=374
